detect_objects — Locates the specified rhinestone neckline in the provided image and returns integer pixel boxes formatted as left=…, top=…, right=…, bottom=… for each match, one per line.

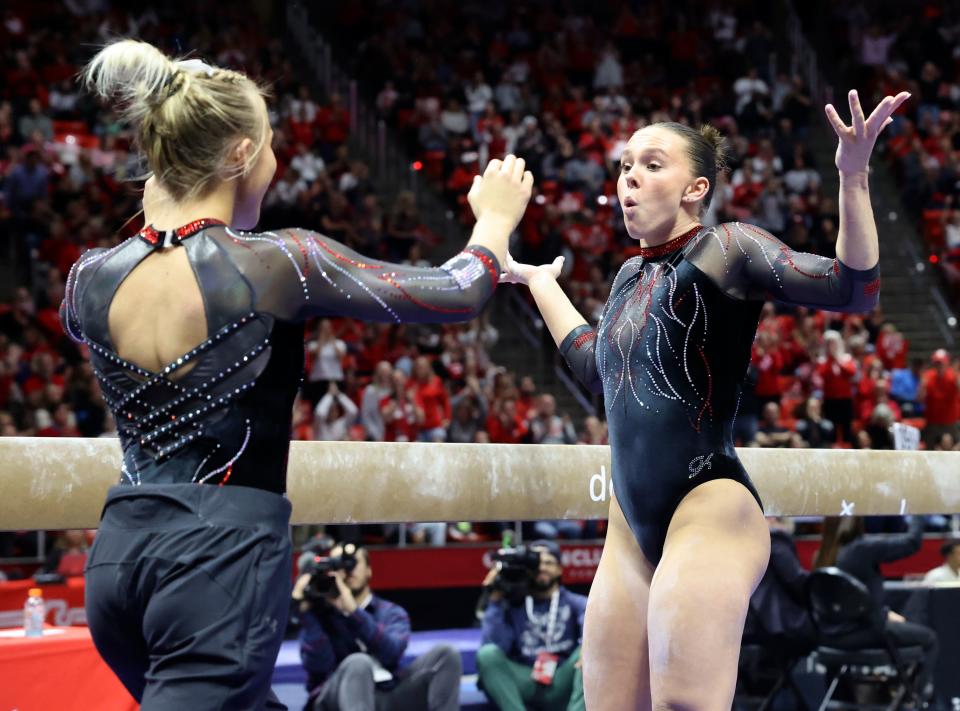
left=638, top=224, right=702, bottom=260
left=138, top=218, right=227, bottom=247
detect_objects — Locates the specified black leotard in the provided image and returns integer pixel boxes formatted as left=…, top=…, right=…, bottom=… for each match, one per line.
left=560, top=222, right=879, bottom=564
left=60, top=219, right=499, bottom=493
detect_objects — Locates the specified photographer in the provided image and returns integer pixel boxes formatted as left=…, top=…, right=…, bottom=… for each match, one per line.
left=294, top=542, right=461, bottom=711
left=477, top=540, right=586, bottom=711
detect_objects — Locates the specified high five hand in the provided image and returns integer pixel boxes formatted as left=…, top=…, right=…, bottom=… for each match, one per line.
left=467, top=154, right=534, bottom=230
left=825, top=89, right=910, bottom=176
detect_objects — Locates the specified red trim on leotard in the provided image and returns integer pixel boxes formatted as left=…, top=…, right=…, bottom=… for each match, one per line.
left=464, top=247, right=500, bottom=286
left=572, top=330, right=596, bottom=350
left=638, top=225, right=702, bottom=259
left=138, top=218, right=226, bottom=248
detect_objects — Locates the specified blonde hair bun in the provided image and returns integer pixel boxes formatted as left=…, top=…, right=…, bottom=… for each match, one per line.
left=81, top=39, right=269, bottom=202
left=82, top=39, right=178, bottom=124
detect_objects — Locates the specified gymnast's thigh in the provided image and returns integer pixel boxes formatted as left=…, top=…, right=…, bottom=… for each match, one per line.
left=582, top=493, right=655, bottom=711
left=646, top=479, right=769, bottom=711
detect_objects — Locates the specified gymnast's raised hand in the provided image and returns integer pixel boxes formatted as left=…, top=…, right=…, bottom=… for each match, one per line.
left=825, top=89, right=911, bottom=176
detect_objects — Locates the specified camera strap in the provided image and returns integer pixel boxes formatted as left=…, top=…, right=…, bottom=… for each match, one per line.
left=525, top=589, right=561, bottom=649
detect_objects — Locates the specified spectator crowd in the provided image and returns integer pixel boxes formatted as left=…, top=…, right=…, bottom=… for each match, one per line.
left=1, top=0, right=959, bottom=564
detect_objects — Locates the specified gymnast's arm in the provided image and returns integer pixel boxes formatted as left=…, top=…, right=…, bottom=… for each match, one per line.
left=230, top=157, right=534, bottom=324
left=688, top=221, right=880, bottom=314
left=826, top=88, right=910, bottom=271
left=693, top=92, right=915, bottom=312
left=503, top=254, right=603, bottom=395
left=231, top=227, right=502, bottom=324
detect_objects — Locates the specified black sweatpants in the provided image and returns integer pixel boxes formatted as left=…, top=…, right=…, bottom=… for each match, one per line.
left=85, top=483, right=292, bottom=710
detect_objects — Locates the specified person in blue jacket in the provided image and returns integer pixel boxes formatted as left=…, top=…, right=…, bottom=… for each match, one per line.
left=295, top=543, right=461, bottom=711
left=478, top=540, right=587, bottom=711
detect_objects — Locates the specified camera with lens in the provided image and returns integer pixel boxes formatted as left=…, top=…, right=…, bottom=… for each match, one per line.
left=491, top=545, right=542, bottom=604
left=301, top=542, right=359, bottom=603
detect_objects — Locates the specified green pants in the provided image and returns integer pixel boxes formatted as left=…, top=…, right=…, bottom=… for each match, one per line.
left=476, top=644, right=585, bottom=711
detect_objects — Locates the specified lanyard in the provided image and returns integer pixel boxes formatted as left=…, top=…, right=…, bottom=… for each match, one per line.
left=525, top=590, right=560, bottom=649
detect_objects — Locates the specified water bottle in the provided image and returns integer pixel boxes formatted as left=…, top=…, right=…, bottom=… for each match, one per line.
left=23, top=587, right=45, bottom=637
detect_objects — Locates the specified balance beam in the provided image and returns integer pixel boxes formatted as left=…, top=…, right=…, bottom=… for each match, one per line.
left=2, top=437, right=958, bottom=530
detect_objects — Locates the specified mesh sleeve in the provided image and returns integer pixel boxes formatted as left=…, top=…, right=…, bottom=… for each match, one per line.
left=59, top=247, right=110, bottom=343
left=559, top=324, right=602, bottom=394
left=687, top=222, right=880, bottom=313
left=221, top=227, right=500, bottom=324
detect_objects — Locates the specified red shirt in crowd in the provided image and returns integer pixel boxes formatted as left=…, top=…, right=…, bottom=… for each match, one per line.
left=21, top=373, right=65, bottom=398
left=856, top=374, right=880, bottom=413
left=922, top=368, right=960, bottom=425
left=287, top=117, right=314, bottom=146
left=486, top=411, right=527, bottom=444
left=817, top=356, right=857, bottom=400
left=752, top=346, right=784, bottom=399
left=380, top=394, right=421, bottom=442
left=877, top=331, right=909, bottom=370
left=317, top=105, right=350, bottom=145
left=860, top=398, right=901, bottom=423
left=408, top=375, right=450, bottom=430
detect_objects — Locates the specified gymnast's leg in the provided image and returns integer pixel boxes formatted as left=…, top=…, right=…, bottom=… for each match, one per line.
left=647, top=479, right=769, bottom=711
left=582, top=493, right=654, bottom=711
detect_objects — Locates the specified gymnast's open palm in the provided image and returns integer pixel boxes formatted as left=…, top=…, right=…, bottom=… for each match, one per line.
left=825, top=89, right=910, bottom=175
left=500, top=252, right=564, bottom=286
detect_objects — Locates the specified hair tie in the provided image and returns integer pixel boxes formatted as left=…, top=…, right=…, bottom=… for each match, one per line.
left=175, top=59, right=216, bottom=77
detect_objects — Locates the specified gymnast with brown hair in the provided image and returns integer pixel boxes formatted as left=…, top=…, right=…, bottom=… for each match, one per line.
left=501, top=88, right=910, bottom=709
left=61, top=39, right=532, bottom=710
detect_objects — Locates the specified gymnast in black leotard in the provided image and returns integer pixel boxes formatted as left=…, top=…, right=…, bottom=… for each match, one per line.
left=559, top=219, right=880, bottom=565
left=503, top=89, right=910, bottom=710
left=63, top=40, right=532, bottom=710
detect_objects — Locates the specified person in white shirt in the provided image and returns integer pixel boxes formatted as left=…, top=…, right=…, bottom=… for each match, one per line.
left=923, top=540, right=960, bottom=583
left=440, top=98, right=470, bottom=136
left=593, top=44, right=624, bottom=91
left=290, top=142, right=326, bottom=184
left=287, top=85, right=318, bottom=124
left=465, top=72, right=493, bottom=115
left=267, top=166, right=308, bottom=207
left=306, top=319, right=347, bottom=403
left=313, top=383, right=359, bottom=441
left=942, top=204, right=960, bottom=250
left=733, top=68, right=769, bottom=115
left=783, top=154, right=821, bottom=195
